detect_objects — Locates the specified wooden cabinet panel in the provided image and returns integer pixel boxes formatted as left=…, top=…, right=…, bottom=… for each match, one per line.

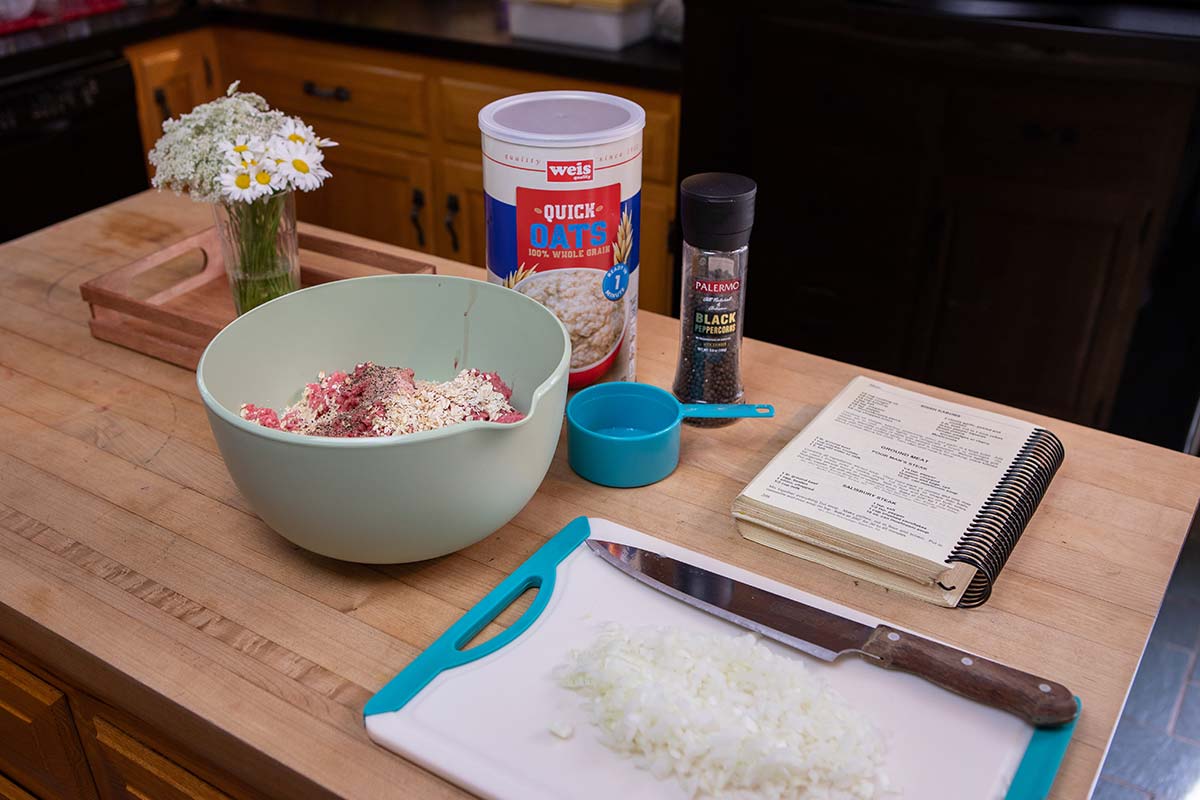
left=639, top=181, right=676, bottom=316
left=125, top=31, right=222, bottom=167
left=221, top=31, right=428, bottom=137
left=0, top=652, right=97, bottom=800
left=436, top=158, right=487, bottom=267
left=293, top=117, right=433, bottom=251
left=83, top=716, right=231, bottom=800
left=0, top=773, right=36, bottom=800
left=920, top=183, right=1142, bottom=422
left=641, top=109, right=678, bottom=185
left=438, top=78, right=503, bottom=148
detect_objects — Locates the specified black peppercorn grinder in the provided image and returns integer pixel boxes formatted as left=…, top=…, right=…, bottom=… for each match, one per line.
left=672, top=173, right=757, bottom=427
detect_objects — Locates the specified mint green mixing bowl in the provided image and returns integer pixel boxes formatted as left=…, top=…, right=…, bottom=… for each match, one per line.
left=197, top=274, right=570, bottom=563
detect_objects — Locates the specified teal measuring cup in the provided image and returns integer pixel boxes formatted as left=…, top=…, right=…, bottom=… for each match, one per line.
left=566, top=382, right=774, bottom=488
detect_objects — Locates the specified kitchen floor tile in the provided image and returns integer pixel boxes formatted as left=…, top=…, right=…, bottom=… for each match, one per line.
left=1175, top=683, right=1200, bottom=742
left=1091, top=777, right=1151, bottom=799
left=1151, top=593, right=1200, bottom=650
left=1167, top=531, right=1200, bottom=601
left=1102, top=717, right=1200, bottom=799
left=1121, top=640, right=1191, bottom=731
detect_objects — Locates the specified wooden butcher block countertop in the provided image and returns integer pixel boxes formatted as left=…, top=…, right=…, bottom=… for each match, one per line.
left=1, top=190, right=1198, bottom=799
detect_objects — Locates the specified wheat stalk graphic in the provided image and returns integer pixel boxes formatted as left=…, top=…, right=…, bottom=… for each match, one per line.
left=502, top=262, right=538, bottom=289
left=613, top=208, right=633, bottom=267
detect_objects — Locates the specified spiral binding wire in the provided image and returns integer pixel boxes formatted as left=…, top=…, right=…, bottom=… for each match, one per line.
left=945, top=428, right=1065, bottom=608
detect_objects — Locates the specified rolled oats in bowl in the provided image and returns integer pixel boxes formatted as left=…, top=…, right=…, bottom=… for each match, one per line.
left=480, top=90, right=644, bottom=389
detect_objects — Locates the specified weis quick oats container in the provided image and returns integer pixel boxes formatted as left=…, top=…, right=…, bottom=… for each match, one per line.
left=479, top=91, right=644, bottom=389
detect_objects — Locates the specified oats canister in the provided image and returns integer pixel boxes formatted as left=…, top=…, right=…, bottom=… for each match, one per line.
left=479, top=91, right=644, bottom=389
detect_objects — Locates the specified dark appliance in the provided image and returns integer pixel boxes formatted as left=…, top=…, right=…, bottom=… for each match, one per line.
left=0, top=53, right=148, bottom=242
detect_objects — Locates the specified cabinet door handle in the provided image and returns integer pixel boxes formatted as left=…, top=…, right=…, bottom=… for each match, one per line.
left=410, top=188, right=426, bottom=247
left=444, top=194, right=461, bottom=253
left=302, top=81, right=351, bottom=102
left=153, top=87, right=172, bottom=121
left=202, top=55, right=214, bottom=90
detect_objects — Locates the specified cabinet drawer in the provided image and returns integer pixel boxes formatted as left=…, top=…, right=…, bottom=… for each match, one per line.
left=0, top=653, right=96, bottom=800
left=86, top=716, right=231, bottom=800
left=438, top=77, right=678, bottom=184
left=224, top=33, right=428, bottom=137
left=945, top=81, right=1191, bottom=188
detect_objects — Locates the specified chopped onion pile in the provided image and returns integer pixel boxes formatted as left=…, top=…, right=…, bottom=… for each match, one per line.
left=554, top=624, right=890, bottom=799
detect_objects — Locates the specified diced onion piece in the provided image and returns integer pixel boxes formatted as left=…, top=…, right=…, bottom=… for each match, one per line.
left=549, top=721, right=575, bottom=740
left=554, top=624, right=890, bottom=799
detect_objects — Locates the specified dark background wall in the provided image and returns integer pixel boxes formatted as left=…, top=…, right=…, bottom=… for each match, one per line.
left=680, top=0, right=1200, bottom=450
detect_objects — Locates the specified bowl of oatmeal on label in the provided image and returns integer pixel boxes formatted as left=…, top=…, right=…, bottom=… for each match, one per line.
left=197, top=274, right=570, bottom=563
left=515, top=268, right=625, bottom=387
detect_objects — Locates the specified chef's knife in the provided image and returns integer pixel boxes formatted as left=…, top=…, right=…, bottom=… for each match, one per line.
left=586, top=539, right=1078, bottom=727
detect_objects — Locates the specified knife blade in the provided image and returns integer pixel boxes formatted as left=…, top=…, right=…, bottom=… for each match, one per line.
left=586, top=539, right=1078, bottom=728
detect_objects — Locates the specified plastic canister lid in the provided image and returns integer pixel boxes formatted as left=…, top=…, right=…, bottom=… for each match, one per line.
left=680, top=173, right=757, bottom=251
left=478, top=91, right=646, bottom=147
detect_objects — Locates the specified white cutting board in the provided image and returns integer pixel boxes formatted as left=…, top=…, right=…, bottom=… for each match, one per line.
left=365, top=518, right=1063, bottom=799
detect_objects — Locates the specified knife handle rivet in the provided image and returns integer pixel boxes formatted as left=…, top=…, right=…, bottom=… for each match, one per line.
left=887, top=632, right=901, bottom=642
left=1038, top=683, right=1052, bottom=693
left=961, top=656, right=974, bottom=666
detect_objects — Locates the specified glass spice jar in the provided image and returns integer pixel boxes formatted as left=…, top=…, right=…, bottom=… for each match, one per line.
left=672, top=173, right=757, bottom=427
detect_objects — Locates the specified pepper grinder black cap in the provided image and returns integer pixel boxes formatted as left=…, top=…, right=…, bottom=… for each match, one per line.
left=679, top=173, right=757, bottom=251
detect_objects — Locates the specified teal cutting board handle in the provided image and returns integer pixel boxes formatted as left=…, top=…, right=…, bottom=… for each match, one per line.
left=363, top=517, right=592, bottom=717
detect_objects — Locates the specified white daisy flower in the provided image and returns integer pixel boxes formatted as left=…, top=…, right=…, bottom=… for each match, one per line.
left=219, top=167, right=264, bottom=202
left=271, top=139, right=331, bottom=191
left=220, top=134, right=264, bottom=163
left=279, top=118, right=315, bottom=145
left=279, top=117, right=337, bottom=148
left=250, top=162, right=286, bottom=192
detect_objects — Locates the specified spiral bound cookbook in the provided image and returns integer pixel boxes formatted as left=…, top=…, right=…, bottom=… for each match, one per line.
left=732, top=377, right=1064, bottom=607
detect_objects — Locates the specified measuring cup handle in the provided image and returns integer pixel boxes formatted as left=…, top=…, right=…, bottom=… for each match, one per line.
left=680, top=403, right=775, bottom=419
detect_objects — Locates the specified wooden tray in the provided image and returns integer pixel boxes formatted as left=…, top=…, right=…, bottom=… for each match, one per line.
left=80, top=223, right=436, bottom=370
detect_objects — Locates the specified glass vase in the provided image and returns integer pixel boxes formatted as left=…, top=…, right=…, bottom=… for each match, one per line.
left=212, top=190, right=300, bottom=315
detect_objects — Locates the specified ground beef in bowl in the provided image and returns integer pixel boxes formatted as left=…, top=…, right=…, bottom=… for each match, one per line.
left=241, top=363, right=524, bottom=438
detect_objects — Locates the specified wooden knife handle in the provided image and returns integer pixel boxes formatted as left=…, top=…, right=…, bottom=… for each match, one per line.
left=860, top=625, right=1078, bottom=727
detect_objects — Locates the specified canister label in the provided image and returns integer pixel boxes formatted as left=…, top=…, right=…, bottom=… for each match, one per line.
left=482, top=132, right=642, bottom=389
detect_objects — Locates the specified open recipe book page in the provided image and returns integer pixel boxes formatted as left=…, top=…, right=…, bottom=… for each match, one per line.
left=733, top=377, right=1042, bottom=602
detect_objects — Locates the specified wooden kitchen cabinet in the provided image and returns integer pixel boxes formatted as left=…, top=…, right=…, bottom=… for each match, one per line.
left=0, top=642, right=264, bottom=800
left=436, top=158, right=487, bottom=266
left=0, top=651, right=97, bottom=800
left=214, top=27, right=681, bottom=312
left=639, top=182, right=678, bottom=314
left=0, top=774, right=37, bottom=800
left=79, top=714, right=232, bottom=800
left=290, top=116, right=434, bottom=251
left=125, top=31, right=222, bottom=173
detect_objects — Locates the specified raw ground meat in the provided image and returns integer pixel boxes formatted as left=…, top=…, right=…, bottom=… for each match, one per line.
left=241, top=363, right=524, bottom=438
